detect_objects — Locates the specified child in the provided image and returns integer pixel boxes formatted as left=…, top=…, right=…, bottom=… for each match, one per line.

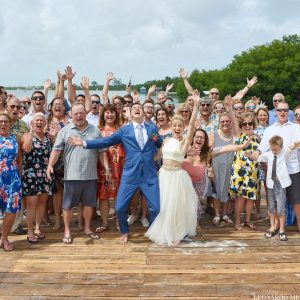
left=252, top=135, right=300, bottom=241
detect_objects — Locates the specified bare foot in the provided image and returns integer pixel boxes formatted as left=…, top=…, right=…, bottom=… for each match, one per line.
left=120, top=233, right=128, bottom=243
left=53, top=215, right=61, bottom=230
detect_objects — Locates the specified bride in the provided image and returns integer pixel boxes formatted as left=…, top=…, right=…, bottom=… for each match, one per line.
left=145, top=90, right=200, bottom=246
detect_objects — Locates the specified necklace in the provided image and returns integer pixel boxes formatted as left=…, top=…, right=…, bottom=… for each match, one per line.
left=218, top=130, right=232, bottom=140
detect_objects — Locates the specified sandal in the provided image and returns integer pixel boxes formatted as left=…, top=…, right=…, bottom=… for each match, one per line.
left=235, top=224, right=243, bottom=231
left=35, top=231, right=46, bottom=240
left=264, top=230, right=276, bottom=238
left=279, top=232, right=288, bottom=241
left=95, top=226, right=108, bottom=233
left=1, top=240, right=14, bottom=251
left=27, top=235, right=39, bottom=244
left=244, top=222, right=256, bottom=230
left=212, top=216, right=221, bottom=226
left=222, top=215, right=233, bottom=224
left=62, top=235, right=73, bottom=244
left=85, top=232, right=100, bottom=240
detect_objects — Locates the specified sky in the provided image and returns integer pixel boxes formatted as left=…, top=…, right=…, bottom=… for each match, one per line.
left=1, top=0, right=300, bottom=86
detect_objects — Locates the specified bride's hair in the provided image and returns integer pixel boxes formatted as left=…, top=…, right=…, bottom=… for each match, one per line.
left=170, top=114, right=184, bottom=126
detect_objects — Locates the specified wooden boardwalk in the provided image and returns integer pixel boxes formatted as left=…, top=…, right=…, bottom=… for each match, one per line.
left=1, top=202, right=300, bottom=299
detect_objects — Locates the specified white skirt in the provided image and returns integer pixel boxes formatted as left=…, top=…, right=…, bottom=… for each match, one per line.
left=145, top=167, right=198, bottom=246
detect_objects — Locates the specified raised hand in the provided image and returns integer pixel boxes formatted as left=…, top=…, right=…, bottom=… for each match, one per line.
left=80, top=76, right=90, bottom=90
left=148, top=85, right=156, bottom=94
left=165, top=83, right=174, bottom=93
left=106, top=72, right=114, bottom=82
left=193, top=89, right=200, bottom=106
left=224, top=95, right=233, bottom=109
left=242, top=136, right=254, bottom=149
left=68, top=135, right=84, bottom=146
left=44, top=79, right=52, bottom=90
left=65, top=65, right=76, bottom=80
left=57, top=70, right=67, bottom=81
left=247, top=76, right=258, bottom=88
left=251, top=96, right=260, bottom=105
left=179, top=68, right=188, bottom=79
left=133, top=90, right=140, bottom=103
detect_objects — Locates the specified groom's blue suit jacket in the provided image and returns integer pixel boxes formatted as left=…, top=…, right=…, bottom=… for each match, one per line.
left=86, top=122, right=163, bottom=185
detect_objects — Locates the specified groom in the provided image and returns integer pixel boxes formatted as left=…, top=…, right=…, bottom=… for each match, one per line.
left=69, top=103, right=163, bottom=243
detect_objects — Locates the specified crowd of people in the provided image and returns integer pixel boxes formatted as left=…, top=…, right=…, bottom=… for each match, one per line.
left=1, top=66, right=300, bottom=251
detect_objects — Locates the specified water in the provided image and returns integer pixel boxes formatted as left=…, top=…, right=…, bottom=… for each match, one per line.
left=8, top=89, right=180, bottom=104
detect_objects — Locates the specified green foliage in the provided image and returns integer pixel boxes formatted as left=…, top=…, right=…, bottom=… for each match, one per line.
left=176, top=34, right=300, bottom=108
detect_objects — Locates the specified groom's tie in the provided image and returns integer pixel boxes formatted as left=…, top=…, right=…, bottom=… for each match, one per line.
left=136, top=124, right=145, bottom=149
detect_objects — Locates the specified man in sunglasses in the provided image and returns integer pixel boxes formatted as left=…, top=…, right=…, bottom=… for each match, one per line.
left=258, top=101, right=300, bottom=233
left=86, top=94, right=101, bottom=126
left=269, top=93, right=294, bottom=125
left=22, top=91, right=48, bottom=127
left=198, top=97, right=218, bottom=134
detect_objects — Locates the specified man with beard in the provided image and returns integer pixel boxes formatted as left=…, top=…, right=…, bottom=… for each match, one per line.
left=143, top=99, right=155, bottom=125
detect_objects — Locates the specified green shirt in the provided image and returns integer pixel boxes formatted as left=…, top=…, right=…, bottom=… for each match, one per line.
left=10, top=120, right=29, bottom=137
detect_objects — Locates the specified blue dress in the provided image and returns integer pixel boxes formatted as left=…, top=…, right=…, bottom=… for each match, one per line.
left=0, top=135, right=22, bottom=214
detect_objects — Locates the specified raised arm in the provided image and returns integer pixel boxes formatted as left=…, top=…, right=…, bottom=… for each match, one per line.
left=181, top=90, right=200, bottom=153
left=179, top=68, right=194, bottom=95
left=102, top=72, right=114, bottom=104
left=232, top=76, right=258, bottom=101
left=80, top=76, right=92, bottom=113
left=65, top=65, right=77, bottom=104
left=224, top=95, right=241, bottom=138
left=165, top=83, right=174, bottom=97
left=145, top=85, right=156, bottom=101
left=43, top=79, right=52, bottom=109
left=57, top=70, right=66, bottom=100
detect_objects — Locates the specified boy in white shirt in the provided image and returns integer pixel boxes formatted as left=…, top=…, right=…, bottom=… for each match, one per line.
left=250, top=136, right=300, bottom=241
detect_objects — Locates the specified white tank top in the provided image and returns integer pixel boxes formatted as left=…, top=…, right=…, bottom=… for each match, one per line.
left=162, top=137, right=185, bottom=163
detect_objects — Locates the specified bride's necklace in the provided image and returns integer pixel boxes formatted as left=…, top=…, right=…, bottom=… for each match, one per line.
left=218, top=130, right=232, bottom=140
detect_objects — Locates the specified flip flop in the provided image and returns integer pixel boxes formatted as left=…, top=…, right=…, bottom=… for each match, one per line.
left=222, top=215, right=234, bottom=224
left=35, top=232, right=46, bottom=239
left=1, top=240, right=14, bottom=251
left=27, top=236, right=39, bottom=244
left=244, top=222, right=256, bottom=230
left=95, top=226, right=108, bottom=233
left=85, top=232, right=100, bottom=240
left=62, top=236, right=72, bottom=244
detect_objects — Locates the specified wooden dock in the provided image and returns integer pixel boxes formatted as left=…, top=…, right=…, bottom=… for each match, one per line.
left=1, top=203, right=300, bottom=299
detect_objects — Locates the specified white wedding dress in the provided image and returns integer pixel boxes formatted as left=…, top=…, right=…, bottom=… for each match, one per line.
left=145, top=137, right=198, bottom=245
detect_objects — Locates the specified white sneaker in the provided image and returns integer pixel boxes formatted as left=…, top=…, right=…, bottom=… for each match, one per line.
left=140, top=217, right=149, bottom=227
left=127, top=214, right=138, bottom=225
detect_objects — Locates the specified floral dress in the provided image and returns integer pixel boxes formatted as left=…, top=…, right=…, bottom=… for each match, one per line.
left=22, top=134, right=54, bottom=196
left=0, top=135, right=22, bottom=213
left=97, top=126, right=125, bottom=200
left=229, top=133, right=259, bottom=200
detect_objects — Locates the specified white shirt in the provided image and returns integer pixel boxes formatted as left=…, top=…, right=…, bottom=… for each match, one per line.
left=258, top=148, right=292, bottom=189
left=86, top=112, right=99, bottom=127
left=132, top=121, right=148, bottom=148
left=259, top=121, right=300, bottom=174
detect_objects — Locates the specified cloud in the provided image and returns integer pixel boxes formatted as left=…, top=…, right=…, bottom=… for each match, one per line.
left=0, top=0, right=300, bottom=85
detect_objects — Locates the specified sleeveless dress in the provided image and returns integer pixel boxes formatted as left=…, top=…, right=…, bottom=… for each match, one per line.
left=145, top=138, right=198, bottom=245
left=0, top=135, right=22, bottom=213
left=181, top=161, right=205, bottom=219
left=212, top=131, right=234, bottom=202
left=22, top=134, right=55, bottom=196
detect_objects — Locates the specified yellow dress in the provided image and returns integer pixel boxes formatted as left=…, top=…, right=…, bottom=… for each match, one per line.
left=229, top=133, right=259, bottom=200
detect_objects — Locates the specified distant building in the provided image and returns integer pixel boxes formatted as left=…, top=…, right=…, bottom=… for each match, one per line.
left=140, top=86, right=147, bottom=94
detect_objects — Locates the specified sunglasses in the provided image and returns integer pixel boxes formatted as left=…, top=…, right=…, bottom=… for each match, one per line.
left=9, top=105, right=21, bottom=110
left=201, top=103, right=211, bottom=107
left=277, top=108, right=289, bottom=112
left=220, top=120, right=230, bottom=124
left=210, top=92, right=219, bottom=95
left=180, top=110, right=190, bottom=113
left=92, top=101, right=100, bottom=104
left=248, top=105, right=256, bottom=110
left=125, top=100, right=133, bottom=104
left=241, top=122, right=254, bottom=127
left=273, top=99, right=284, bottom=103
left=234, top=106, right=243, bottom=110
left=32, top=96, right=45, bottom=101
left=144, top=106, right=154, bottom=110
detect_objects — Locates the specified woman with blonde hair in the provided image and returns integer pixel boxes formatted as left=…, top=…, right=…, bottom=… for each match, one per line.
left=176, top=103, right=191, bottom=136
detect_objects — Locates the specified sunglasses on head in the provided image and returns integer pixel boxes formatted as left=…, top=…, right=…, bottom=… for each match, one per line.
left=277, top=108, right=288, bottom=112
left=241, top=121, right=254, bottom=127
left=32, top=96, right=45, bottom=101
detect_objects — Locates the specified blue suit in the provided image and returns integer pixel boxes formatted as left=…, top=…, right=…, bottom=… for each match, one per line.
left=86, top=122, right=163, bottom=234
